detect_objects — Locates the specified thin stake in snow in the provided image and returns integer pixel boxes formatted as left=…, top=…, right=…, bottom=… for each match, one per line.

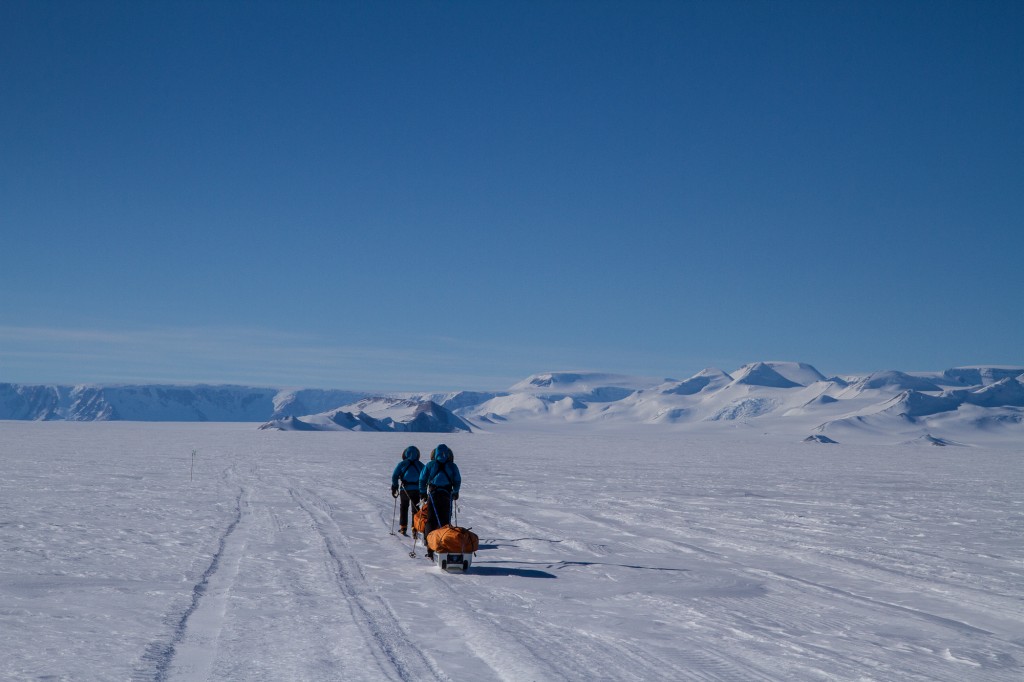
left=190, top=449, right=196, bottom=482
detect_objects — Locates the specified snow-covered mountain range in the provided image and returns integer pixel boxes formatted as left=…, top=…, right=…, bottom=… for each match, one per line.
left=0, top=384, right=368, bottom=422
left=258, top=398, right=473, bottom=433
left=442, top=362, right=1023, bottom=446
left=3, top=362, right=1023, bottom=444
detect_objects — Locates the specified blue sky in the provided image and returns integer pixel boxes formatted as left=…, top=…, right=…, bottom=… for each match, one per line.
left=2, top=0, right=1022, bottom=392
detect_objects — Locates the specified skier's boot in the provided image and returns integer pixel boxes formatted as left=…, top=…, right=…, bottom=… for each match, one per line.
left=399, top=526, right=408, bottom=536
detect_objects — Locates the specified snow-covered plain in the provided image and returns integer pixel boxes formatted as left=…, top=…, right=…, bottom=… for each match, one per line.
left=2, top=422, right=1022, bottom=681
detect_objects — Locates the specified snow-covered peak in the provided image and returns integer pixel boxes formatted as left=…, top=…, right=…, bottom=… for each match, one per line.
left=958, top=375, right=1024, bottom=408
left=880, top=390, right=961, bottom=419
left=660, top=367, right=733, bottom=396
left=943, top=366, right=1024, bottom=387
left=850, top=371, right=943, bottom=393
left=271, top=388, right=371, bottom=418
left=730, top=362, right=818, bottom=389
left=735, top=361, right=826, bottom=387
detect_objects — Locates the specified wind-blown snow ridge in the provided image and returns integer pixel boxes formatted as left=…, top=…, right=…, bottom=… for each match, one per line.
left=2, top=362, right=1022, bottom=445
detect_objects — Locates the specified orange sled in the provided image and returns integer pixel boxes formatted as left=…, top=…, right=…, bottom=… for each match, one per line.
left=426, top=525, right=479, bottom=571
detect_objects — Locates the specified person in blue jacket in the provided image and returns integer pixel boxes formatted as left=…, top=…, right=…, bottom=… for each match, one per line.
left=419, top=443, right=461, bottom=559
left=391, top=445, right=425, bottom=536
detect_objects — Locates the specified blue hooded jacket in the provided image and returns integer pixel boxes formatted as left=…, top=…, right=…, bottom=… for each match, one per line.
left=419, top=443, right=461, bottom=495
left=391, top=446, right=424, bottom=490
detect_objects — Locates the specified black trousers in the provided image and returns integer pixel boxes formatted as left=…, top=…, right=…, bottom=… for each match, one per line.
left=399, top=488, right=421, bottom=528
left=424, top=488, right=453, bottom=541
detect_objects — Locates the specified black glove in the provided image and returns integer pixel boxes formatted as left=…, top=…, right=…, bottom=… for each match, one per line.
left=391, top=486, right=398, bottom=498
left=452, top=492, right=459, bottom=501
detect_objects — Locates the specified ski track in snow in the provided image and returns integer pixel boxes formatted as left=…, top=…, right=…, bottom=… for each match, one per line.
left=3, top=424, right=1023, bottom=681
left=160, top=484, right=250, bottom=682
left=130, top=459, right=450, bottom=682
left=284, top=484, right=450, bottom=682
left=135, top=469, right=247, bottom=682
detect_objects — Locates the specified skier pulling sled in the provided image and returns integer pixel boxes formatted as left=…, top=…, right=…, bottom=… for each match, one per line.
left=419, top=444, right=478, bottom=571
left=390, top=446, right=424, bottom=537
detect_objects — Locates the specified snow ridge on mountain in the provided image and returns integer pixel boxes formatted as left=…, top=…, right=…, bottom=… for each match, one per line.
left=259, top=398, right=472, bottom=433
left=661, top=368, right=733, bottom=396
left=848, top=370, right=943, bottom=393
left=731, top=361, right=825, bottom=388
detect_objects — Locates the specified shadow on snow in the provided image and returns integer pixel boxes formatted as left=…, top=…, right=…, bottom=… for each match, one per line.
left=467, top=562, right=558, bottom=579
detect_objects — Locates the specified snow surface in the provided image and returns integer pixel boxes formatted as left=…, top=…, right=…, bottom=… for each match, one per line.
left=2, top=422, right=1023, bottom=681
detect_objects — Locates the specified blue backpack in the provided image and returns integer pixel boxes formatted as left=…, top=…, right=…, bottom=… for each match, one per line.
left=397, top=446, right=422, bottom=486
left=428, top=445, right=456, bottom=488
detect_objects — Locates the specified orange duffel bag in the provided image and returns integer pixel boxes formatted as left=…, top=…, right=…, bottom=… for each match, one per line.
left=426, top=525, right=479, bottom=554
left=413, top=504, right=429, bottom=534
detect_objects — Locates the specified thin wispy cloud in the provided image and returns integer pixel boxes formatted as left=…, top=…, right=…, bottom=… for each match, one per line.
left=0, top=325, right=528, bottom=391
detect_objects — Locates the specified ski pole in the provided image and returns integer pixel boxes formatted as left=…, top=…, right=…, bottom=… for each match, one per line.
left=409, top=497, right=424, bottom=557
left=389, top=486, right=398, bottom=535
